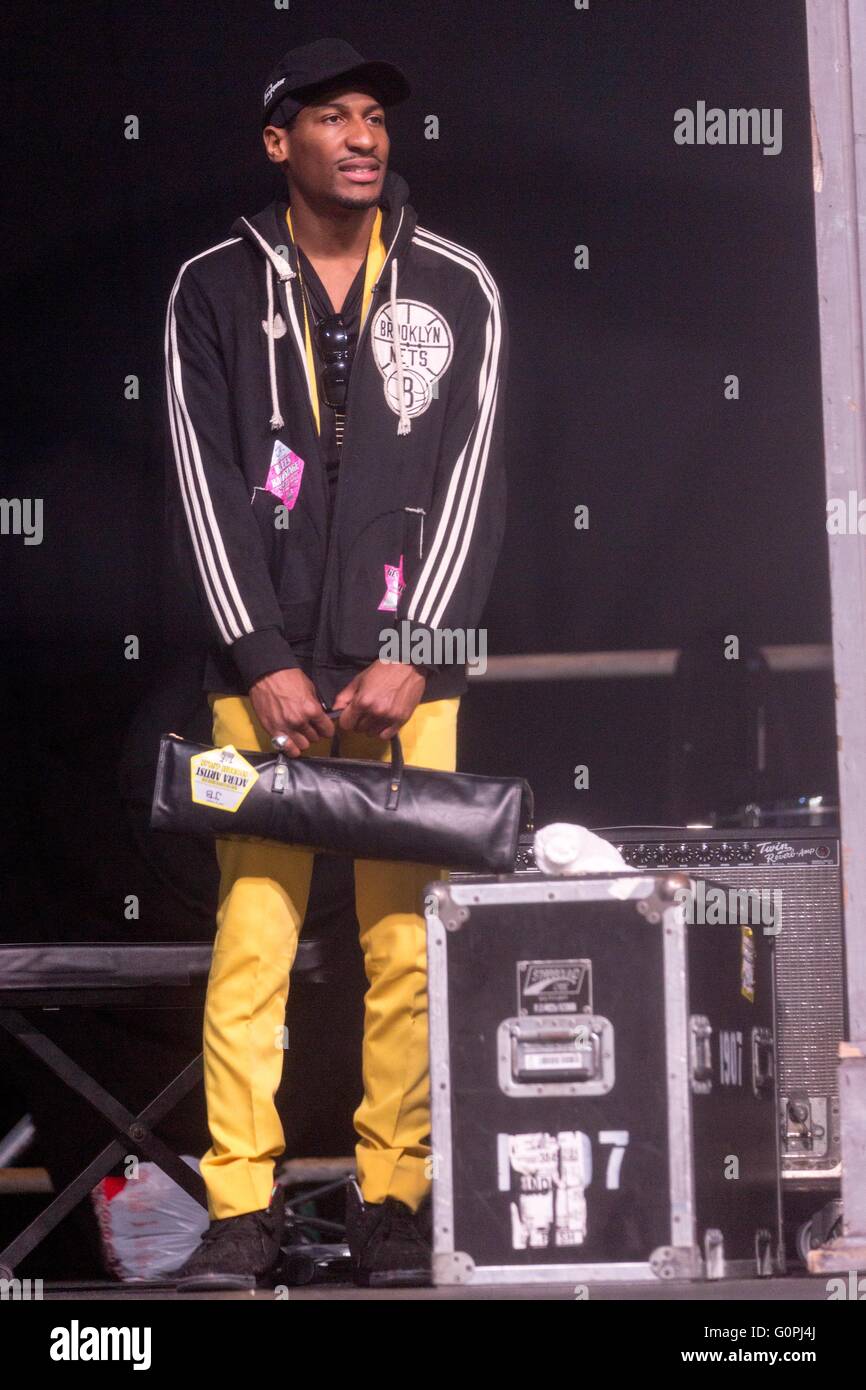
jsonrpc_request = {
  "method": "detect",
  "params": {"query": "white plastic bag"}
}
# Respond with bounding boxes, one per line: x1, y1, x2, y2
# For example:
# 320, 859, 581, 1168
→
91, 1156, 209, 1282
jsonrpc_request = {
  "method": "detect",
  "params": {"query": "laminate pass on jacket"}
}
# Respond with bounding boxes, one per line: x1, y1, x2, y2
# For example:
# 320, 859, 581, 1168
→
163, 168, 509, 708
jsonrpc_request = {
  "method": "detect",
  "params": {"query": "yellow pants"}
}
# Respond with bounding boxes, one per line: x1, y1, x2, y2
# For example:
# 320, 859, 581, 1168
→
199, 691, 460, 1221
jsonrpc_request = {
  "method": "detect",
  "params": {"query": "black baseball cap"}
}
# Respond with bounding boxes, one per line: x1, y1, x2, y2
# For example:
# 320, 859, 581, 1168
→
261, 38, 411, 128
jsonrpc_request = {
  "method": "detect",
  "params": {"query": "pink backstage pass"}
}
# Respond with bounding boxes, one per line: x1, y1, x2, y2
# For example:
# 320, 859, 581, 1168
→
265, 441, 305, 509
378, 554, 406, 612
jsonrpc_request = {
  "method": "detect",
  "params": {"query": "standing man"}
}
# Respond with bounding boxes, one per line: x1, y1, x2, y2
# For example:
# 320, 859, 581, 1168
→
165, 38, 509, 1289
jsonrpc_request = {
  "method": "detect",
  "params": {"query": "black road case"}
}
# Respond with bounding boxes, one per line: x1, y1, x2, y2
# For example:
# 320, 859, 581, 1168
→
425, 871, 783, 1286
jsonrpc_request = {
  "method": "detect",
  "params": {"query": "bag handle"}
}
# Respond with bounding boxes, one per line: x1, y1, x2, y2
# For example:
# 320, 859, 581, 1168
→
318, 708, 535, 831
320, 707, 404, 809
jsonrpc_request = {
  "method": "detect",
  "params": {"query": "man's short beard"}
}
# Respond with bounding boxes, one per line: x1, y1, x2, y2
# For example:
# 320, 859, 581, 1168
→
332, 192, 380, 210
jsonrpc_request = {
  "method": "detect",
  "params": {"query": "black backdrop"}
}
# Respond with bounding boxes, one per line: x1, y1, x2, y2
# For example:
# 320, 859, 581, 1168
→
0, 0, 836, 1271
3, 0, 834, 851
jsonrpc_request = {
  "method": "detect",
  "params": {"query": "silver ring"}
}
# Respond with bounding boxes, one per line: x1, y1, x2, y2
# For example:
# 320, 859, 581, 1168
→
271, 733, 290, 751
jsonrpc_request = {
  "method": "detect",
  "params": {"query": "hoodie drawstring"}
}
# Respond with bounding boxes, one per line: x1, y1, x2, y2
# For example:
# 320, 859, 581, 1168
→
257, 216, 409, 439
390, 258, 411, 436
265, 262, 285, 431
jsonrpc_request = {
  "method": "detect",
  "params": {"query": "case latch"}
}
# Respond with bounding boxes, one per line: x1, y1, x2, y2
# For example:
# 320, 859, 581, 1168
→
751, 1026, 774, 1098
689, 1014, 713, 1094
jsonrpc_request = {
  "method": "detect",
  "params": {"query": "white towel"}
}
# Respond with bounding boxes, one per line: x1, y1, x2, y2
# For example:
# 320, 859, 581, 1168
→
533, 822, 631, 876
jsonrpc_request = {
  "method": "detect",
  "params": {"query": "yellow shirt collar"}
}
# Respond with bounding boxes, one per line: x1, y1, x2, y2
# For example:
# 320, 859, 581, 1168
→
285, 206, 386, 435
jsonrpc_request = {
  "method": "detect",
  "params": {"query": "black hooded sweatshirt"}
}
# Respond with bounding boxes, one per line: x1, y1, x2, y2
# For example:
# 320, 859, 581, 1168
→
163, 168, 509, 708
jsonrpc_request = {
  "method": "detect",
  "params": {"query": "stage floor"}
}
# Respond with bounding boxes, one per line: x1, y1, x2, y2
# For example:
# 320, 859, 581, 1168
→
39, 1275, 832, 1300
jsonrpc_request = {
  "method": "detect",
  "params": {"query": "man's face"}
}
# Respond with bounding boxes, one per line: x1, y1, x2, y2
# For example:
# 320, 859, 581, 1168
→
264, 85, 390, 210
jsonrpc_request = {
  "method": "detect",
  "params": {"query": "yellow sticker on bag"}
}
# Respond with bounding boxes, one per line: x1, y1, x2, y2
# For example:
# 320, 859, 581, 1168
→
190, 745, 259, 812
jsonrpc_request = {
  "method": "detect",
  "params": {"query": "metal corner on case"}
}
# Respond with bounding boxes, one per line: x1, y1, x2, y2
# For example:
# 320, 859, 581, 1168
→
656, 871, 692, 902
445, 906, 471, 932
425, 882, 470, 932
432, 1250, 476, 1284
637, 873, 692, 925
650, 1244, 702, 1281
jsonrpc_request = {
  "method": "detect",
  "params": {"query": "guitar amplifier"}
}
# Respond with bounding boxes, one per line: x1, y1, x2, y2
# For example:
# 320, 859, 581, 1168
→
457, 826, 843, 1183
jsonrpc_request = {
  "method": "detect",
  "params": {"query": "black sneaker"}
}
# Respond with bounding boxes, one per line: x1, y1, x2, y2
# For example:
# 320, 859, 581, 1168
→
345, 1180, 431, 1288
174, 1183, 286, 1291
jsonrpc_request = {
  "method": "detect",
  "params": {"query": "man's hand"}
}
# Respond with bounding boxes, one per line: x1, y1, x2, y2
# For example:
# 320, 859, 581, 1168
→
332, 661, 427, 740
248, 668, 334, 757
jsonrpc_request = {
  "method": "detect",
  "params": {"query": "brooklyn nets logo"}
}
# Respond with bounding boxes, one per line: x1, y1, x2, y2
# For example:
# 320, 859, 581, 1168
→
370, 299, 454, 420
